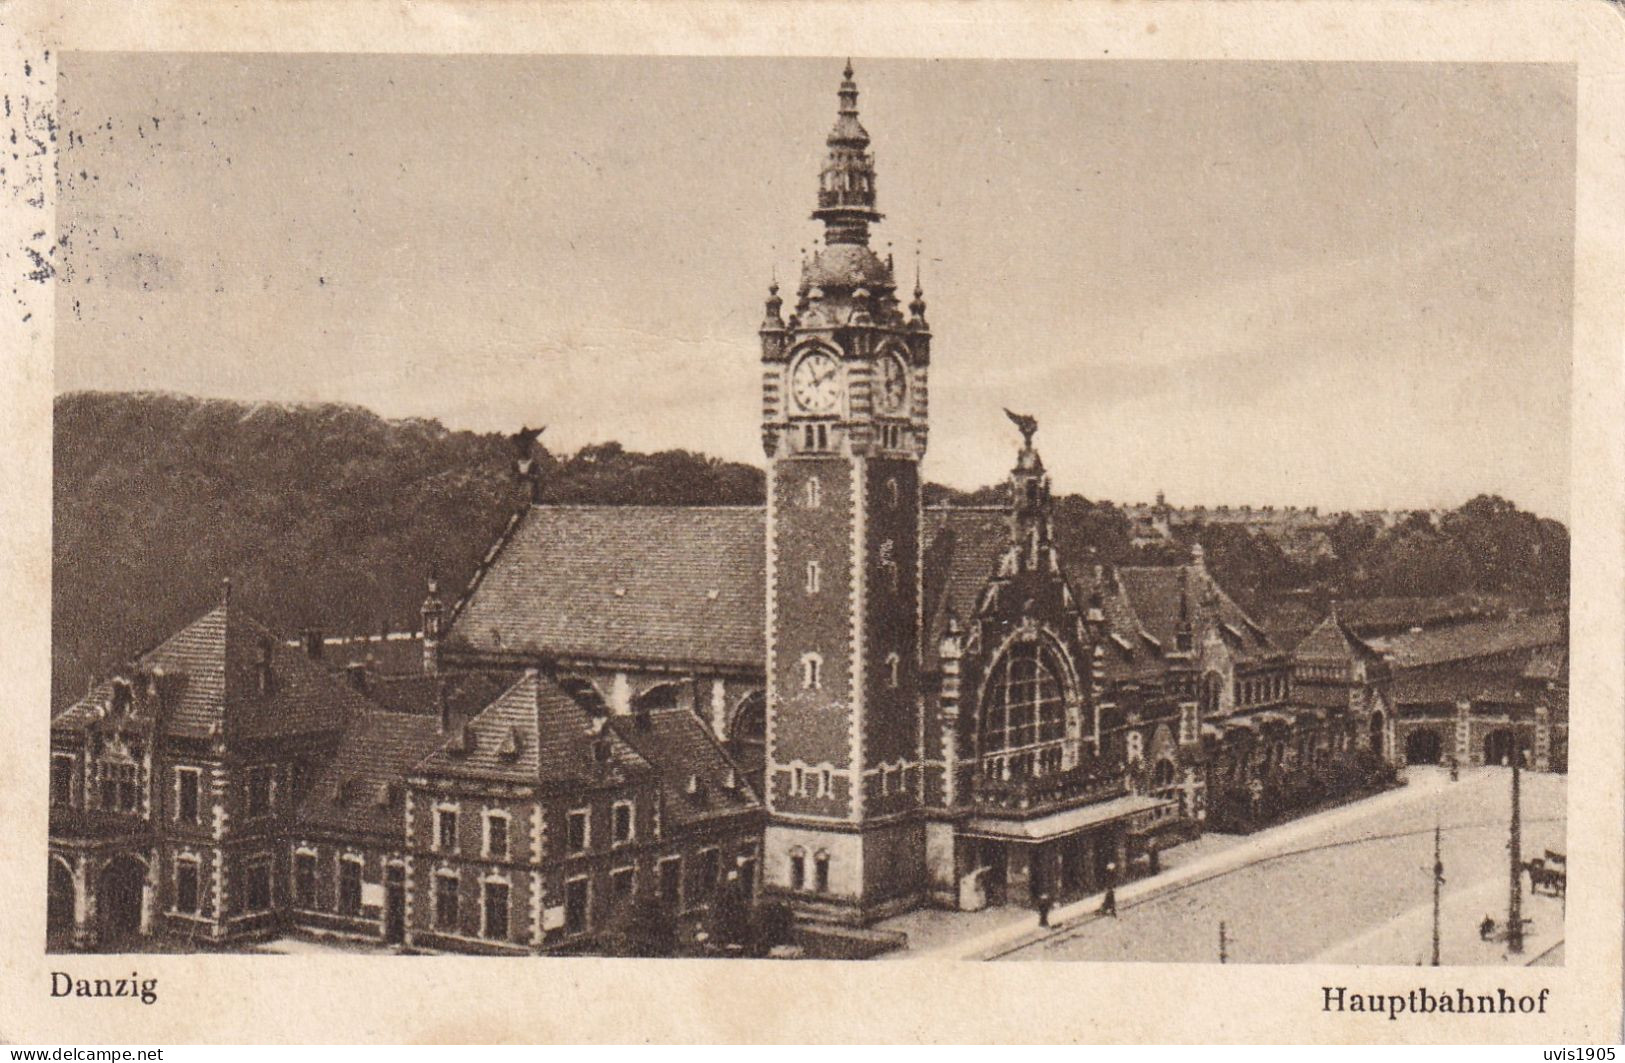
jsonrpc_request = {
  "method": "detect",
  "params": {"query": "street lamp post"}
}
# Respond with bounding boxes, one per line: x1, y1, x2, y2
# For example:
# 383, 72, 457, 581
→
1431, 821, 1443, 966
1507, 737, 1524, 955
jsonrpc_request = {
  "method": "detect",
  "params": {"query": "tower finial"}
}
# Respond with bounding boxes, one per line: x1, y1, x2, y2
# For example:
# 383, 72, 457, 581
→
812, 59, 881, 245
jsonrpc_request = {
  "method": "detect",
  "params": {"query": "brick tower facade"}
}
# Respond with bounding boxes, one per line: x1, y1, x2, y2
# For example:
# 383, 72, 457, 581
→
758, 63, 930, 919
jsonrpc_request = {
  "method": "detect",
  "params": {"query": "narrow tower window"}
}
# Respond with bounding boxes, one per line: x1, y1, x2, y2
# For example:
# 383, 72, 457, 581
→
804, 477, 822, 508
800, 653, 822, 690
805, 560, 821, 594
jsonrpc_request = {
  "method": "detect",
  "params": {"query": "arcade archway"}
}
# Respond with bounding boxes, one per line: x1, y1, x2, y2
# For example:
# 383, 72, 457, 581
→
1405, 728, 1442, 765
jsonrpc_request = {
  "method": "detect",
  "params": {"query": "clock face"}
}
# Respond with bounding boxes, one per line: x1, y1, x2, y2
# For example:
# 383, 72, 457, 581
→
790, 351, 842, 413
877, 354, 909, 413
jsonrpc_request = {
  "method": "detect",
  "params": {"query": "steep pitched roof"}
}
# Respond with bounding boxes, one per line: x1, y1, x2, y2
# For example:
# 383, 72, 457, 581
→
52, 602, 368, 741
1293, 609, 1385, 664
447, 505, 765, 669
921, 506, 1011, 650
298, 710, 446, 837
1115, 563, 1279, 663
610, 708, 761, 827
414, 670, 651, 786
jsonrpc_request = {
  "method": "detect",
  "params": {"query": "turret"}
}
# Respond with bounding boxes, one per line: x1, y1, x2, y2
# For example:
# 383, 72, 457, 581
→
420, 576, 445, 676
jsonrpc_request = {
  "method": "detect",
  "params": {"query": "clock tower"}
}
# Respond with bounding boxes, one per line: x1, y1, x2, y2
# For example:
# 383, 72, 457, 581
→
759, 63, 929, 918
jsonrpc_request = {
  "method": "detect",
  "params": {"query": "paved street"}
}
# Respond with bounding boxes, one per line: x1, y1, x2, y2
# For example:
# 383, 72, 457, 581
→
885, 766, 1565, 965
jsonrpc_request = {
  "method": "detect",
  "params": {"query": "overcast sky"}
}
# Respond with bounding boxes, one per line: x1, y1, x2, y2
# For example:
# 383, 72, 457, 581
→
56, 55, 1574, 518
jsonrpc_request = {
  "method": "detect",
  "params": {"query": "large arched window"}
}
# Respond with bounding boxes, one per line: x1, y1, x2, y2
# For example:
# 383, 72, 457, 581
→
979, 641, 1068, 780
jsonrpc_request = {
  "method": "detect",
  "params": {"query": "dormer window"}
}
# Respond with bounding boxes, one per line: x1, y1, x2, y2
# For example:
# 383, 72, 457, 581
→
110, 680, 133, 716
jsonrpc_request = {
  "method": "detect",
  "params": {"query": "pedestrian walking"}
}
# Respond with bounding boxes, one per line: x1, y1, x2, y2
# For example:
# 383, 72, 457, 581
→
1036, 892, 1052, 928
1101, 886, 1117, 918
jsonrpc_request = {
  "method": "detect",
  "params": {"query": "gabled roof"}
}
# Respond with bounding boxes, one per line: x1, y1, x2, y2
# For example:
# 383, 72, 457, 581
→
53, 602, 368, 741
299, 710, 447, 837
414, 670, 650, 786
610, 708, 761, 827
1115, 564, 1279, 664
447, 505, 765, 670
1293, 609, 1385, 665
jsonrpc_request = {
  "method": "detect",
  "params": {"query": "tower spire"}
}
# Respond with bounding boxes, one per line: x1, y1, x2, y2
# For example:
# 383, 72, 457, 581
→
812, 61, 882, 246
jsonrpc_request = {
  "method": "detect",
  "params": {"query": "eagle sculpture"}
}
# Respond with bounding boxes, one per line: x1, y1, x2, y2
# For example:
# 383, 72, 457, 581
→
1003, 408, 1038, 447
508, 424, 546, 457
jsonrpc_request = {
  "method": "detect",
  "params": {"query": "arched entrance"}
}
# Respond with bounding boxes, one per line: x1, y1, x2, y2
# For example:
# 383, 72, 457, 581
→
98, 855, 147, 943
1369, 710, 1387, 759
47, 858, 76, 937
1405, 728, 1442, 765
1484, 729, 1517, 767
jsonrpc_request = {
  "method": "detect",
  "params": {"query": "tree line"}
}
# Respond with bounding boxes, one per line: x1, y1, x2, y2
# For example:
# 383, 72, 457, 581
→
53, 391, 1568, 711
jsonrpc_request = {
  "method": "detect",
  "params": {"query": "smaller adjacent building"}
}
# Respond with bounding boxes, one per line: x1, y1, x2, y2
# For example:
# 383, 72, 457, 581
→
50, 598, 763, 954
1370, 612, 1567, 772
48, 588, 369, 949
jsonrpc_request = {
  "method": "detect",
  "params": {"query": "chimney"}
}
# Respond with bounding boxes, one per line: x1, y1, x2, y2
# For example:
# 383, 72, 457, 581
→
301, 627, 325, 660
344, 661, 368, 694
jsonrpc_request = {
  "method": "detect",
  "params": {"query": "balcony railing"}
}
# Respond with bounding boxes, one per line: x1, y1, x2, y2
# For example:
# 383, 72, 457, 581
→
971, 759, 1129, 816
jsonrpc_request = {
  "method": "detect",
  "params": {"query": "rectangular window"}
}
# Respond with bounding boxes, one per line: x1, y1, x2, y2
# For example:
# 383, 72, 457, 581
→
174, 860, 200, 914
566, 809, 589, 853
737, 854, 757, 895
338, 857, 363, 916
789, 852, 806, 891
484, 812, 509, 860
611, 802, 633, 846
176, 767, 200, 824
482, 881, 510, 940
564, 876, 590, 934
697, 848, 720, 897
814, 853, 830, 894
293, 853, 317, 908
434, 873, 459, 930
245, 859, 272, 912
100, 760, 139, 813
435, 808, 458, 853
658, 857, 682, 906
246, 765, 272, 818
51, 755, 73, 807
611, 866, 635, 902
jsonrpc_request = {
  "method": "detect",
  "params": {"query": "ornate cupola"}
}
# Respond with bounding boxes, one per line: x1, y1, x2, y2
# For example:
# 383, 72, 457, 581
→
813, 60, 882, 246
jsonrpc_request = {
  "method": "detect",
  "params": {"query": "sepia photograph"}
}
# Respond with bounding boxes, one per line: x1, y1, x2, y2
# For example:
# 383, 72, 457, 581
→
6, 0, 1624, 1045
42, 51, 1576, 966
